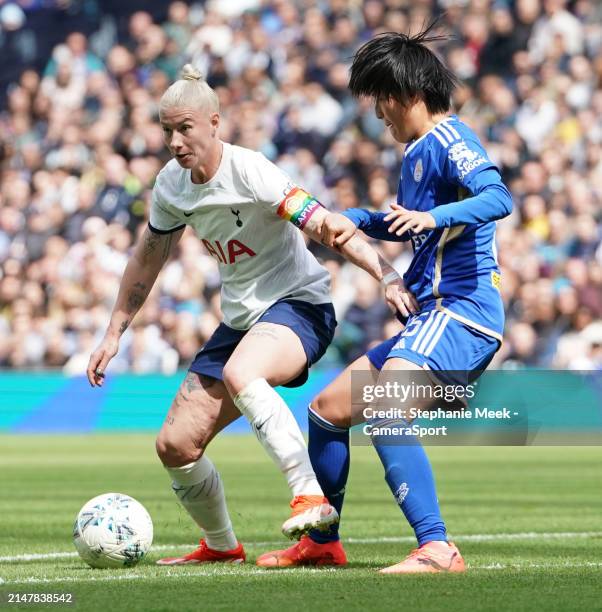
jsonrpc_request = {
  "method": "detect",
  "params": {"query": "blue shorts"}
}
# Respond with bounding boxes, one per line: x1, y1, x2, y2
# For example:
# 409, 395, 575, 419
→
366, 309, 500, 387
190, 299, 337, 388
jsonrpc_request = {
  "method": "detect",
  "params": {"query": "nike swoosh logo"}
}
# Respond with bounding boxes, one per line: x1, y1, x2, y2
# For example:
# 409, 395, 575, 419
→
183, 212, 194, 217
418, 552, 457, 571
254, 415, 271, 432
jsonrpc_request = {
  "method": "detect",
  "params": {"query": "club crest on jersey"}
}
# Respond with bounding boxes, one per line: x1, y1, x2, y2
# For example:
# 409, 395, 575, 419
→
413, 159, 423, 182
231, 208, 243, 227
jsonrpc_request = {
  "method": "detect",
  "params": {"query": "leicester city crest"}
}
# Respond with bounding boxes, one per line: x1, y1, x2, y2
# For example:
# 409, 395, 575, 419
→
413, 158, 423, 182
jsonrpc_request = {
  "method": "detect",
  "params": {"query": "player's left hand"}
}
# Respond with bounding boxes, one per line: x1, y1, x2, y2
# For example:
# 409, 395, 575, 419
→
384, 203, 437, 236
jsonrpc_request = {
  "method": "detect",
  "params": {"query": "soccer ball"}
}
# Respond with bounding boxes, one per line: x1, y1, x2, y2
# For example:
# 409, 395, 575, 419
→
73, 493, 153, 568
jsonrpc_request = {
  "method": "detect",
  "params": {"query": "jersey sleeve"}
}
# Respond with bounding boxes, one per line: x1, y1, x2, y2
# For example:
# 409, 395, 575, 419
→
439, 132, 497, 191
430, 129, 513, 227
245, 152, 323, 230
148, 187, 186, 234
342, 208, 411, 242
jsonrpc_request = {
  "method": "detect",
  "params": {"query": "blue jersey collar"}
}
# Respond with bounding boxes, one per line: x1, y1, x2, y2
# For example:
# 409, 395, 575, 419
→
404, 115, 457, 157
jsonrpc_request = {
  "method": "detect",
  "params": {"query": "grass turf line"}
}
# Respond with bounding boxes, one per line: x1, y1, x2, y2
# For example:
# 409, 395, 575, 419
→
0, 435, 600, 611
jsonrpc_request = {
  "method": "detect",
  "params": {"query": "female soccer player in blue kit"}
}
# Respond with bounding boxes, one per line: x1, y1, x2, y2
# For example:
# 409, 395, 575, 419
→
257, 26, 513, 573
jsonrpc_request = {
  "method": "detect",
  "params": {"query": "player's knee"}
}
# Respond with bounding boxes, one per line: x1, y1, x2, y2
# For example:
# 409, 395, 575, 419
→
312, 389, 348, 429
222, 360, 253, 397
155, 432, 203, 468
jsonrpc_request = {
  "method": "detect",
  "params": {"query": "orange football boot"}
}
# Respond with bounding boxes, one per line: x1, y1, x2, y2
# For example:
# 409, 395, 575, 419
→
256, 535, 347, 568
281, 495, 339, 540
379, 540, 465, 574
156, 539, 246, 566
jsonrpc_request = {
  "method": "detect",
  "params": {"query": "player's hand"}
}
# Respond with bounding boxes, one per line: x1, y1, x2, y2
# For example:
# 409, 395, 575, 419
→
86, 336, 119, 387
384, 203, 436, 236
320, 213, 357, 248
384, 278, 420, 318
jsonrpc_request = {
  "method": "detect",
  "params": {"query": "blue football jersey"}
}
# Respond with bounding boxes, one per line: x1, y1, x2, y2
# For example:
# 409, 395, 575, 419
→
343, 115, 512, 341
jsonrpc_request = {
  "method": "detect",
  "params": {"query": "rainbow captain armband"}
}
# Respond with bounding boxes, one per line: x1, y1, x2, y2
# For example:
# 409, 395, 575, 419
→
277, 186, 322, 230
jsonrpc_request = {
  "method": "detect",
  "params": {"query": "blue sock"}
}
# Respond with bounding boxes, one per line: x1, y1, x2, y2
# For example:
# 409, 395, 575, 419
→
307, 405, 349, 543
372, 424, 447, 547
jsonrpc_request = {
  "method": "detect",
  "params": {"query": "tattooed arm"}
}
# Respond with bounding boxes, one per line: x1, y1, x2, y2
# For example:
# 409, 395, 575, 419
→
86, 226, 184, 386
302, 207, 419, 318
109, 226, 184, 335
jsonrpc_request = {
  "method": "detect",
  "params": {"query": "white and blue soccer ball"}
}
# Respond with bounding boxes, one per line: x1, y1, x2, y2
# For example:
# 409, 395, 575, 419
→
73, 493, 153, 568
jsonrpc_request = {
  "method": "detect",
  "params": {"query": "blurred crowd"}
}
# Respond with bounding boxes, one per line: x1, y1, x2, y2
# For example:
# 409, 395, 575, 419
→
1, 0, 601, 374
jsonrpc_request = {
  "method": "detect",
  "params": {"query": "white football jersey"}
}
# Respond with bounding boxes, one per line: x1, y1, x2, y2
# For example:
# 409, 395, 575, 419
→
150, 142, 331, 330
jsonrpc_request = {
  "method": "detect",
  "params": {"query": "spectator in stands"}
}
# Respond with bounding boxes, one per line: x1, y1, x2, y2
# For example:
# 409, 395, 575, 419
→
0, 0, 599, 372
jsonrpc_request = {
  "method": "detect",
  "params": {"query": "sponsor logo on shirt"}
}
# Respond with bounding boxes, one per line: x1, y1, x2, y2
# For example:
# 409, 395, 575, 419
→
201, 238, 256, 264
411, 232, 428, 250
448, 141, 487, 180
491, 270, 501, 291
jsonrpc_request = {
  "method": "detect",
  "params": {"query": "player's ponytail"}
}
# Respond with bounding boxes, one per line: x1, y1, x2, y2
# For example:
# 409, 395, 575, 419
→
159, 64, 219, 114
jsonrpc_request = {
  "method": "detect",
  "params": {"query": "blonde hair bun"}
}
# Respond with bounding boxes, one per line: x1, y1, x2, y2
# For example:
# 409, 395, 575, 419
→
159, 64, 219, 113
181, 64, 203, 81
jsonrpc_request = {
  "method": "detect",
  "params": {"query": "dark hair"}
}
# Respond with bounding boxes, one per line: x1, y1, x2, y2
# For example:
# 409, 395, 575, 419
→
349, 22, 459, 114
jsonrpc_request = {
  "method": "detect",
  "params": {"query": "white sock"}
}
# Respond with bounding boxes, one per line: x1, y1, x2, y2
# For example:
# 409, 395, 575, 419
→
234, 378, 323, 496
165, 456, 238, 552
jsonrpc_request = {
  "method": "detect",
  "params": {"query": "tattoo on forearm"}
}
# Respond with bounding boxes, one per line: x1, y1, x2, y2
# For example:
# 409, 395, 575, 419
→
342, 237, 390, 281
379, 258, 396, 278
118, 320, 129, 335
126, 282, 148, 314
344, 237, 367, 256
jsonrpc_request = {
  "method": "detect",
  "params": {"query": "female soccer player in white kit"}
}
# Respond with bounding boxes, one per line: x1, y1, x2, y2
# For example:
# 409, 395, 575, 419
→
86, 65, 417, 565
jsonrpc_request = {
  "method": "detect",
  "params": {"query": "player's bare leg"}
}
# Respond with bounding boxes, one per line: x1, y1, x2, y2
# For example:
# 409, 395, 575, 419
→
257, 355, 377, 567
311, 354, 380, 427
155, 372, 245, 565
222, 322, 339, 539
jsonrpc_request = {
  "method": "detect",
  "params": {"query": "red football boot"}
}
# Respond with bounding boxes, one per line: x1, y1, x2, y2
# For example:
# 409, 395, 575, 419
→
156, 539, 246, 566
256, 535, 347, 568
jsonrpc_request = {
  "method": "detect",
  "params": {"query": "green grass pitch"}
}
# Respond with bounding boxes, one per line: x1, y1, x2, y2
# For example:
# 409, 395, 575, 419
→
0, 435, 600, 611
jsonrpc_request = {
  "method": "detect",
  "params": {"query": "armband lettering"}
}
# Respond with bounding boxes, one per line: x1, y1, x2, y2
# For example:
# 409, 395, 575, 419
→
277, 187, 322, 229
